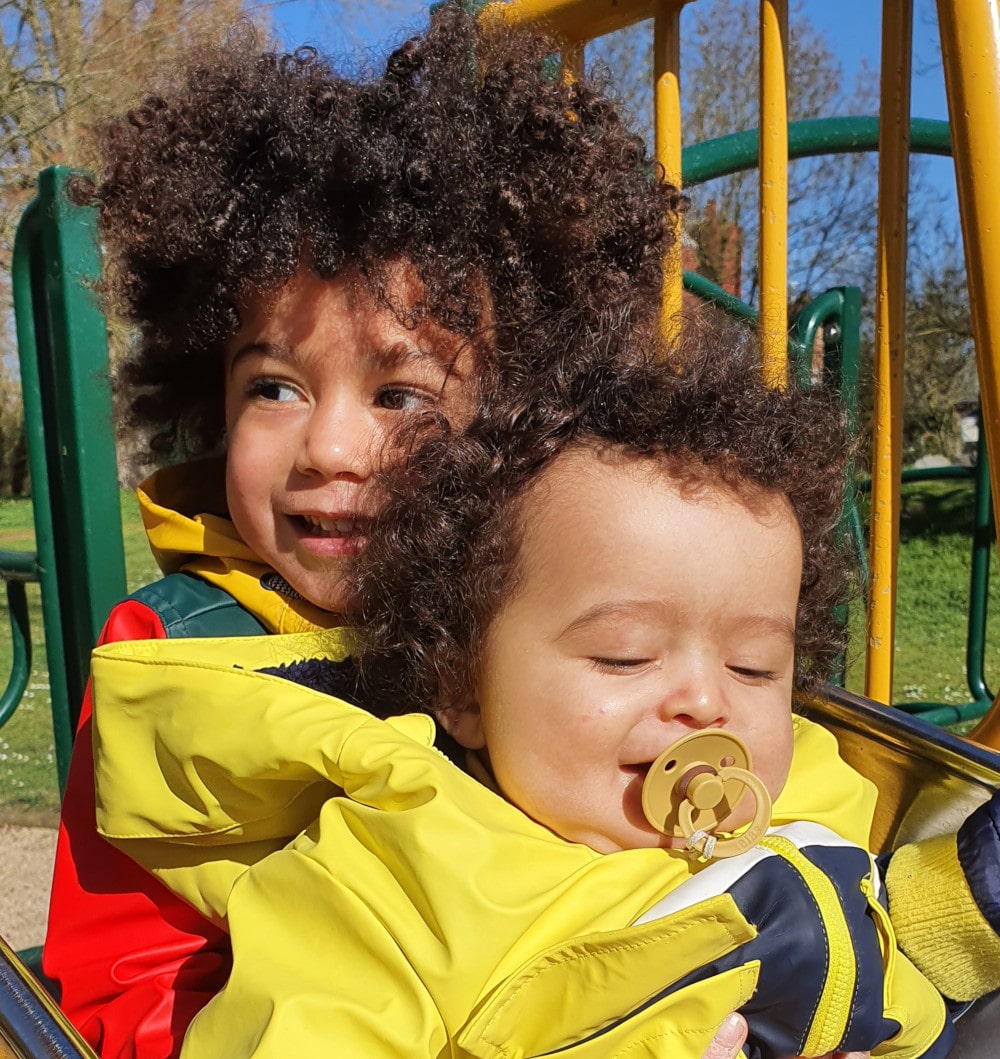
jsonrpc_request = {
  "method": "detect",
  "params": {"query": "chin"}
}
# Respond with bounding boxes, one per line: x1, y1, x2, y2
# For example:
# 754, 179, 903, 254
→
575, 828, 669, 856
282, 570, 352, 616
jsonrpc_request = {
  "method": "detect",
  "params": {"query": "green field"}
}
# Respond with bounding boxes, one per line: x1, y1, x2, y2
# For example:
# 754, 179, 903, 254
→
0, 492, 160, 819
1, 479, 999, 818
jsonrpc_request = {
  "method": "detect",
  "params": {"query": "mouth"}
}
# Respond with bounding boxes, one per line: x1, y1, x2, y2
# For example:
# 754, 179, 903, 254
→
296, 514, 369, 539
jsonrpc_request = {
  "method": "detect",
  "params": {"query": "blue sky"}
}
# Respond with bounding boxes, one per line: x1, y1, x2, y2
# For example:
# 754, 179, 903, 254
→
270, 0, 948, 121
269, 0, 957, 209
270, 1, 950, 122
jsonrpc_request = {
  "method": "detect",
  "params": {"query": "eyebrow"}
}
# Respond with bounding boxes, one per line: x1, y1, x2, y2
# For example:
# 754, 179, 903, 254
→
557, 600, 673, 640
369, 339, 469, 381
227, 338, 468, 381
557, 600, 796, 645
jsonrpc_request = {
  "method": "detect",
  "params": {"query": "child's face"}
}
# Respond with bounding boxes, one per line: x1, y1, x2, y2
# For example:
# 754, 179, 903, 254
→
225, 263, 475, 613
443, 447, 801, 854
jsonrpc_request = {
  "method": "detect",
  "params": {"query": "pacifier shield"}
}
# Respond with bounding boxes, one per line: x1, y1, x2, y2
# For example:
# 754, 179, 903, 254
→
641, 729, 755, 839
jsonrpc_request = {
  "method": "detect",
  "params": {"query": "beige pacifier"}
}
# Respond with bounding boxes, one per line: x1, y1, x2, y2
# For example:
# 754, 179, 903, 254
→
641, 730, 771, 860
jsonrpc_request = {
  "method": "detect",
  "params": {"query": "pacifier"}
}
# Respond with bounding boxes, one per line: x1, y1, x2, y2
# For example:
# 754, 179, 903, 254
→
641, 730, 771, 860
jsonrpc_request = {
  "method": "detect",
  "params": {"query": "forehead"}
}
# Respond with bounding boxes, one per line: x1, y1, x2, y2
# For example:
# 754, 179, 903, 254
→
514, 445, 801, 570
232, 261, 458, 351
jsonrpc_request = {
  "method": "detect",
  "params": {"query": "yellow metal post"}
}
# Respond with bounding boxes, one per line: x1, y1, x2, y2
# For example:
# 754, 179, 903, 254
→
758, 0, 789, 386
865, 0, 913, 706
485, 0, 694, 342
935, 0, 1000, 747
655, 1, 684, 340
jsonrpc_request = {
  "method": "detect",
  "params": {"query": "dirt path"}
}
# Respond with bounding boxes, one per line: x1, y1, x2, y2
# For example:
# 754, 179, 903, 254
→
0, 823, 56, 951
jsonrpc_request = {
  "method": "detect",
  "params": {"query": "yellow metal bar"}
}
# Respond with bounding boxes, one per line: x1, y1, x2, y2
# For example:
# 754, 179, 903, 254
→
758, 0, 788, 385
865, 0, 913, 706
655, 1, 683, 340
935, 0, 1000, 747
482, 0, 659, 45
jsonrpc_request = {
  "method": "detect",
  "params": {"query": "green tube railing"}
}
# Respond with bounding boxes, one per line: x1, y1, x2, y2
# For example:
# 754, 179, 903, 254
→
682, 115, 951, 185
10, 166, 126, 793
0, 580, 32, 730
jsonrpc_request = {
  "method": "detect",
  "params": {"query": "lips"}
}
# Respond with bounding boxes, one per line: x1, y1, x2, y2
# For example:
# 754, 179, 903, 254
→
300, 514, 366, 538
288, 511, 370, 557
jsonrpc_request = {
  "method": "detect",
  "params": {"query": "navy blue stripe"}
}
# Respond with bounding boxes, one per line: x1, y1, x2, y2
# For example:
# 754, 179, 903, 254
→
957, 789, 1000, 936
543, 846, 907, 1059
919, 1017, 958, 1059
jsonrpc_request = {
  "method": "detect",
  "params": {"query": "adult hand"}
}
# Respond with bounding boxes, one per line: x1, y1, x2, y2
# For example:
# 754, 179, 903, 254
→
702, 1013, 747, 1059
700, 1015, 870, 1059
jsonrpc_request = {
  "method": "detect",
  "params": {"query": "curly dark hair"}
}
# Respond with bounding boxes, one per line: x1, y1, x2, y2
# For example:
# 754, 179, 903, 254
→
355, 315, 855, 717
76, 3, 679, 460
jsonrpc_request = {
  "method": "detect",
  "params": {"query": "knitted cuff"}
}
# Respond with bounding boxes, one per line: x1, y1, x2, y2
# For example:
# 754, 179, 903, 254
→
885, 832, 1000, 1002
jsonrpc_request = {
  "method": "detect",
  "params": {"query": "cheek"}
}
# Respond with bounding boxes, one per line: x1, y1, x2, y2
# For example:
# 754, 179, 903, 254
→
440, 374, 477, 429
762, 714, 795, 800
224, 424, 278, 538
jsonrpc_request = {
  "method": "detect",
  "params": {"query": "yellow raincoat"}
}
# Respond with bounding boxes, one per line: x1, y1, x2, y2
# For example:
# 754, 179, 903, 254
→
90, 633, 949, 1059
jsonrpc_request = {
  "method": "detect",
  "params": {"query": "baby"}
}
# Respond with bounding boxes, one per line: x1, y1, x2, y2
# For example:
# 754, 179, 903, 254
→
88, 320, 955, 1058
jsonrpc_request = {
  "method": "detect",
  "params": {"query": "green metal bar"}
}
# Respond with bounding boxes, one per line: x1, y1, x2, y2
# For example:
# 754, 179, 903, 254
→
966, 409, 993, 705
825, 288, 867, 592
11, 197, 75, 790
0, 550, 39, 580
0, 581, 31, 729
682, 270, 759, 322
909, 700, 990, 727
11, 166, 126, 793
792, 288, 838, 387
789, 287, 865, 683
34, 167, 126, 722
682, 116, 952, 186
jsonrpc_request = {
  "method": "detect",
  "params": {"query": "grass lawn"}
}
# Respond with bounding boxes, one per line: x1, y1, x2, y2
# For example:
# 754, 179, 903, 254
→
842, 478, 1000, 727
0, 492, 159, 819
1, 477, 998, 817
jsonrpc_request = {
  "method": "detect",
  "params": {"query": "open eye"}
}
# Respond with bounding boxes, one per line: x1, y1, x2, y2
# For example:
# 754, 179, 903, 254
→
247, 377, 301, 403
376, 385, 436, 412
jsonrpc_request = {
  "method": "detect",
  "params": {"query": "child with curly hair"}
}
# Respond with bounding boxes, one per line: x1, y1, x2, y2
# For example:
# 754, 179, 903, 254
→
87, 322, 965, 1058
42, 7, 682, 1057
45, 6, 1000, 1059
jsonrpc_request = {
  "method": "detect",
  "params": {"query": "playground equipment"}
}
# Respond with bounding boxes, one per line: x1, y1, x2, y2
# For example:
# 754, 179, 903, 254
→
4, 0, 1000, 1055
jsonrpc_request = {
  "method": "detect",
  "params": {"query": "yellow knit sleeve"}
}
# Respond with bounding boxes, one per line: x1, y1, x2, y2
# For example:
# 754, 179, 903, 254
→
886, 832, 1000, 1001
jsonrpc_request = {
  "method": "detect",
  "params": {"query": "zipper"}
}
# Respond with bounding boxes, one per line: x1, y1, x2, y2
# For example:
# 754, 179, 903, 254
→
760, 835, 856, 1055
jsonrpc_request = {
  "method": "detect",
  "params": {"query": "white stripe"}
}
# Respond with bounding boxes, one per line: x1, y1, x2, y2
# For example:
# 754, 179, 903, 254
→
634, 822, 878, 926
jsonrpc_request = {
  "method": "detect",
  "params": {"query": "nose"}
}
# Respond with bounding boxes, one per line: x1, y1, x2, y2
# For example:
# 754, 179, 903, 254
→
294, 397, 380, 483
657, 660, 727, 731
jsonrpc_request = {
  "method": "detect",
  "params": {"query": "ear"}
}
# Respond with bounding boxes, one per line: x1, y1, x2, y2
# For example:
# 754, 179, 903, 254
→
438, 704, 486, 750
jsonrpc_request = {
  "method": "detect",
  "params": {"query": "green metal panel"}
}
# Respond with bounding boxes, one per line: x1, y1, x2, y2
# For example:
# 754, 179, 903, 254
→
10, 166, 126, 792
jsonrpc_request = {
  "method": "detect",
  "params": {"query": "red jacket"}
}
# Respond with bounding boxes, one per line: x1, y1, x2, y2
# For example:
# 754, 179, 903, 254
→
42, 463, 337, 1059
45, 598, 228, 1059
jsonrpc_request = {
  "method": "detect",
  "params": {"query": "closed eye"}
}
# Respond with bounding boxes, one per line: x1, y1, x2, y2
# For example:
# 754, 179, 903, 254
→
590, 657, 656, 673
728, 665, 778, 683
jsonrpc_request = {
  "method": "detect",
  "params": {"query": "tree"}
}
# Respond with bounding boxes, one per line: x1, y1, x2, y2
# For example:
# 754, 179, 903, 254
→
903, 250, 977, 463
593, 0, 972, 464
595, 0, 893, 301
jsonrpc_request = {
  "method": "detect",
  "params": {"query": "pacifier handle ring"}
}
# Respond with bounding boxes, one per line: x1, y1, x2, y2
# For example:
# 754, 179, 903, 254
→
678, 766, 771, 860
